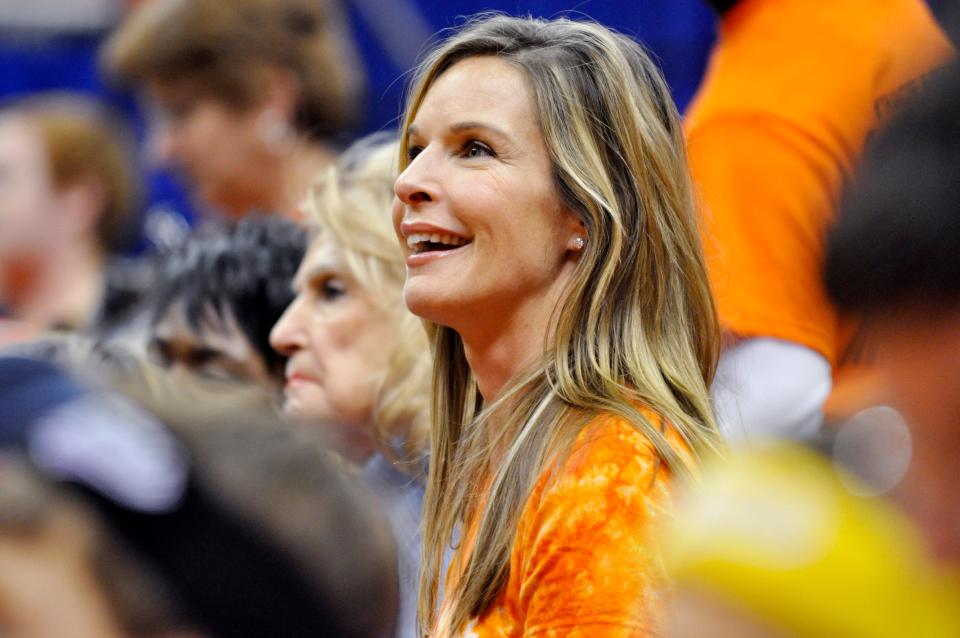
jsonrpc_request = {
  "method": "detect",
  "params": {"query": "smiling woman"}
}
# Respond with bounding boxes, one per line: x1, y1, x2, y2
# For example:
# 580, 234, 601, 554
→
394, 14, 721, 638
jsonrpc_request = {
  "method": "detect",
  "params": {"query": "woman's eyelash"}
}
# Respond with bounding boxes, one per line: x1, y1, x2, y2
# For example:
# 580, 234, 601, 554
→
310, 277, 346, 301
460, 140, 495, 158
406, 140, 496, 162
322, 281, 346, 300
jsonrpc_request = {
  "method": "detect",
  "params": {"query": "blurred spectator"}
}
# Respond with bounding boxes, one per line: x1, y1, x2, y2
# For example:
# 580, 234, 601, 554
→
0, 92, 140, 335
270, 135, 428, 638
102, 0, 366, 219
147, 215, 306, 391
0, 355, 398, 638
687, 0, 953, 440
825, 62, 960, 567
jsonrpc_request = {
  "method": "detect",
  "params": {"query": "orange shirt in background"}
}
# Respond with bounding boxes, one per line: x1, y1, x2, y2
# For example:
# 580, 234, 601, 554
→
435, 410, 690, 637
686, 0, 953, 371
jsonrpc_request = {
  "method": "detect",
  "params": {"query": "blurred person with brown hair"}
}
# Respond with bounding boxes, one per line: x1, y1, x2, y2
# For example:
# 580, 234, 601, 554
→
270, 135, 428, 638
688, 0, 953, 441
0, 354, 399, 638
0, 93, 140, 337
102, 0, 366, 219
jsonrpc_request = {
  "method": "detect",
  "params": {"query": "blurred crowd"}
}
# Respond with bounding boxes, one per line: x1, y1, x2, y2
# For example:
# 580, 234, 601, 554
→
0, 1, 959, 637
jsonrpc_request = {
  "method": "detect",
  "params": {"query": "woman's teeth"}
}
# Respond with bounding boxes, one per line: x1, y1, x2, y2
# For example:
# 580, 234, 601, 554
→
406, 233, 470, 252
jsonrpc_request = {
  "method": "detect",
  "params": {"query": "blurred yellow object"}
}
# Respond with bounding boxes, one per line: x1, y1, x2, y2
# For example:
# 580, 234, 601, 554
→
661, 443, 960, 638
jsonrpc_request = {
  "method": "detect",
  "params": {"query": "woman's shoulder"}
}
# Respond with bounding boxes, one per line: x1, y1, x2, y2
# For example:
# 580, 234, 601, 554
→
504, 408, 683, 633
565, 407, 684, 475
524, 408, 684, 521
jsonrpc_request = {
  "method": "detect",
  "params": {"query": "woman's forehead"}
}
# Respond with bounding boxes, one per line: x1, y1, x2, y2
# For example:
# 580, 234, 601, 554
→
411, 57, 538, 137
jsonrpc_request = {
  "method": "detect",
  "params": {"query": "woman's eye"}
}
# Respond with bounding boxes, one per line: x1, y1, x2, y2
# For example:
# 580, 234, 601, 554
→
407, 145, 424, 162
317, 279, 347, 301
461, 140, 495, 159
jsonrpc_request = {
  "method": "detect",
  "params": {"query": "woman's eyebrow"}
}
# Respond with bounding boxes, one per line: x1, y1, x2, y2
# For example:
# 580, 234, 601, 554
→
405, 121, 509, 138
291, 262, 336, 292
448, 121, 508, 138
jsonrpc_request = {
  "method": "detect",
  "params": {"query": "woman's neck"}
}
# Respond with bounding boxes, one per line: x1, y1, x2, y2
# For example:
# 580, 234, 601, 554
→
459, 276, 571, 402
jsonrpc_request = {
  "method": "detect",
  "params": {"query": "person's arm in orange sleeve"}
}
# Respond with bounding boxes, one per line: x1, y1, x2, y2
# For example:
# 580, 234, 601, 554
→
688, 114, 839, 442
513, 423, 671, 637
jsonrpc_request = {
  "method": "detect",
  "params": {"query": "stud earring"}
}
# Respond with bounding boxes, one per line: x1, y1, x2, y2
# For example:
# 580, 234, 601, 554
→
572, 236, 586, 250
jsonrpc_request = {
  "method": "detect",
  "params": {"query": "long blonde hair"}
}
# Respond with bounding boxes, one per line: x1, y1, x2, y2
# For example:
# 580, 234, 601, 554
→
307, 136, 431, 474
398, 15, 721, 633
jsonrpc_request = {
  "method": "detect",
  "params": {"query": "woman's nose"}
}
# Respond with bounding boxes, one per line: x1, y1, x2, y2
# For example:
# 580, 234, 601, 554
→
269, 298, 306, 356
394, 150, 439, 206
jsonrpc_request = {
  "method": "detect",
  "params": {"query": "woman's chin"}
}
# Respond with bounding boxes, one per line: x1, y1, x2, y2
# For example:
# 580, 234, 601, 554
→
402, 285, 460, 326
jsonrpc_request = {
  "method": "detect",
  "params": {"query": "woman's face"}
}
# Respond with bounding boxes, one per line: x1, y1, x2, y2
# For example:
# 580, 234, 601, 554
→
0, 115, 62, 259
146, 79, 270, 216
393, 56, 581, 333
270, 234, 395, 462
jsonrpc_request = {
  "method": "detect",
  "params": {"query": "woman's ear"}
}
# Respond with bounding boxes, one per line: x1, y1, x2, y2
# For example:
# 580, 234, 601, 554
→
563, 208, 587, 254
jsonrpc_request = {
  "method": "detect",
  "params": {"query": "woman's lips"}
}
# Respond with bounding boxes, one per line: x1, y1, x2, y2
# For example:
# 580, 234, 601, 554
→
284, 372, 316, 388
405, 242, 470, 267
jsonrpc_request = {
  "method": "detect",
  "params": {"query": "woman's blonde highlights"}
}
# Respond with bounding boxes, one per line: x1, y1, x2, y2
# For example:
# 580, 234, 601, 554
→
399, 15, 721, 634
305, 140, 431, 474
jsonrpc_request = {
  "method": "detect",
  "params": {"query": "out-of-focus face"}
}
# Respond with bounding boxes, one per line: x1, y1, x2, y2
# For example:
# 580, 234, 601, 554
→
870, 310, 960, 566
149, 300, 278, 390
270, 234, 395, 463
146, 79, 269, 216
0, 517, 126, 638
0, 114, 60, 259
393, 56, 580, 334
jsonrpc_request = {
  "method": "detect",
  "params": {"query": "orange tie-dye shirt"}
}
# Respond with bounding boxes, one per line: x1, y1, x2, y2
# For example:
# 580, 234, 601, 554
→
435, 410, 688, 637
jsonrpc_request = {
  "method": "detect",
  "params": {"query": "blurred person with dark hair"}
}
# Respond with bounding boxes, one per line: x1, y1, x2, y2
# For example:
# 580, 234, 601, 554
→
688, 0, 953, 440
102, 0, 366, 219
0, 93, 141, 337
0, 355, 398, 638
147, 215, 306, 390
270, 136, 428, 638
825, 63, 960, 567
